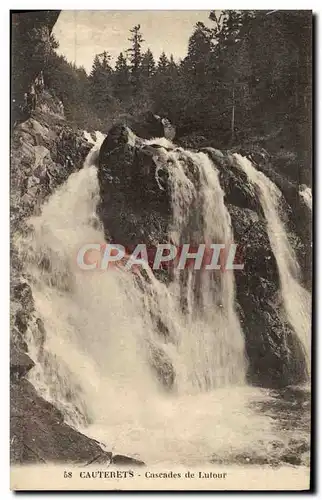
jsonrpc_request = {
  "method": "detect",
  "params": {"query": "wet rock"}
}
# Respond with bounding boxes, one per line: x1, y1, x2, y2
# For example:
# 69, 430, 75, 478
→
85, 451, 113, 465
148, 342, 175, 389
11, 327, 28, 354
10, 346, 35, 379
204, 149, 261, 214
11, 379, 112, 465
11, 113, 91, 231
161, 117, 176, 141
228, 205, 279, 289
177, 133, 209, 150
280, 453, 302, 466
11, 281, 34, 313
201, 146, 224, 159
129, 111, 175, 140
11, 10, 60, 124
98, 124, 171, 247
111, 454, 145, 467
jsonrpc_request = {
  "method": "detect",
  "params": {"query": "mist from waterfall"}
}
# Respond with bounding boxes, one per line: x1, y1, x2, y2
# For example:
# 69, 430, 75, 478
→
234, 154, 311, 372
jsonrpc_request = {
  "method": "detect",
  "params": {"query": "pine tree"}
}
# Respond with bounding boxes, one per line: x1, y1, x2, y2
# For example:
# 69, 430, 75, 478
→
141, 48, 156, 79
127, 24, 145, 88
89, 51, 114, 118
176, 22, 216, 135
168, 55, 177, 73
90, 51, 112, 81
113, 52, 131, 102
183, 22, 213, 80
157, 52, 170, 74
151, 52, 183, 123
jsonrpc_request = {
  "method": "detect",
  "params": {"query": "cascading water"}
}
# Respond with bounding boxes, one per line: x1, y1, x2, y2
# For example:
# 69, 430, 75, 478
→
151, 146, 246, 390
83, 130, 95, 145
83, 130, 106, 146
14, 137, 309, 465
234, 154, 311, 372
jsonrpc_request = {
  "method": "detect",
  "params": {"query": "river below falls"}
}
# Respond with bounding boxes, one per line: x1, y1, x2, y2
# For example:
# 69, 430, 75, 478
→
81, 384, 310, 467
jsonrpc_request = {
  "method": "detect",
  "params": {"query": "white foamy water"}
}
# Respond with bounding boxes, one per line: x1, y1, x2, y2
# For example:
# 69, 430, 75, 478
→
83, 130, 106, 146
83, 130, 95, 145
83, 386, 280, 465
13, 139, 309, 465
234, 154, 311, 371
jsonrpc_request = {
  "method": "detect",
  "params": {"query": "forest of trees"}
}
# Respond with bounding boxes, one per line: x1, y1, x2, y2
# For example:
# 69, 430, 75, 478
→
41, 10, 311, 157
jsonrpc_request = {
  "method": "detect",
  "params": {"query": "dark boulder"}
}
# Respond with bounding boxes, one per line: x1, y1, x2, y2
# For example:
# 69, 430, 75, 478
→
111, 454, 145, 467
161, 117, 176, 141
128, 111, 175, 140
203, 148, 262, 214
178, 134, 209, 150
10, 346, 35, 379
148, 342, 175, 389
11, 379, 112, 465
97, 125, 171, 247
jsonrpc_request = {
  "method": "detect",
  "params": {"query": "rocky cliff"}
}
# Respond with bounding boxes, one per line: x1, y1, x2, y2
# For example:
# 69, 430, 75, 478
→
11, 10, 60, 125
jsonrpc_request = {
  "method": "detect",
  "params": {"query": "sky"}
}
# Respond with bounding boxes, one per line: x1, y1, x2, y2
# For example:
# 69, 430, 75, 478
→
52, 11, 214, 73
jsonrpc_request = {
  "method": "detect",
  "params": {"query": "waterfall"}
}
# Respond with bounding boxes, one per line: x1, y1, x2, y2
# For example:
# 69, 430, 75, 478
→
83, 130, 96, 145
15, 138, 307, 464
234, 154, 311, 371
17, 137, 245, 401
83, 130, 106, 147
151, 146, 246, 389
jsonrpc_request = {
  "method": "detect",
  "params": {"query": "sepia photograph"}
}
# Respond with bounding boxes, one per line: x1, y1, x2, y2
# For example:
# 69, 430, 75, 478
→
10, 9, 312, 491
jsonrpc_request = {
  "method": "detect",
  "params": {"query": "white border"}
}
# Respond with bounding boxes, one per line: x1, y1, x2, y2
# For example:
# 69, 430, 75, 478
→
1, 3, 320, 498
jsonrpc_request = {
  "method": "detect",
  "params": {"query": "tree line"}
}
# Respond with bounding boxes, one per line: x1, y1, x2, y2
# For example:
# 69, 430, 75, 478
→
42, 10, 311, 159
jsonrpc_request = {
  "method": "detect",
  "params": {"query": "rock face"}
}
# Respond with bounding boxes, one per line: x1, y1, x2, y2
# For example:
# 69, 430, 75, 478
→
98, 124, 172, 248
97, 124, 309, 388
11, 11, 60, 124
128, 111, 176, 140
11, 379, 112, 465
11, 102, 92, 231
